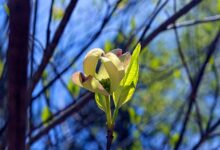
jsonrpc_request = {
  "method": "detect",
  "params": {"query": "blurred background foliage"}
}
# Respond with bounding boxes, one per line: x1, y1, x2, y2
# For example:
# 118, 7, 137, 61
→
1, 0, 220, 149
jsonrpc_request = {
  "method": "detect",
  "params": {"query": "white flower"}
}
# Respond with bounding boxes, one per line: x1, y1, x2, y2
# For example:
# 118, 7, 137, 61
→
72, 48, 131, 95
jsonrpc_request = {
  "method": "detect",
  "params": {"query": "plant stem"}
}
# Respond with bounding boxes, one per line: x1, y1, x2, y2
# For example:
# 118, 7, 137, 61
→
112, 108, 118, 123
106, 127, 113, 150
105, 95, 114, 150
105, 95, 112, 129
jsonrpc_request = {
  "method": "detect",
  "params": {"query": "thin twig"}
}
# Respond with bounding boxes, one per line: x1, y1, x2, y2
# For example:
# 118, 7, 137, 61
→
194, 101, 204, 136
173, 24, 193, 86
27, 92, 93, 146
167, 15, 220, 30
138, 0, 169, 45
193, 63, 220, 150
31, 0, 122, 101
46, 0, 54, 47
173, 0, 203, 139
206, 63, 219, 131
31, 0, 79, 92
174, 30, 220, 150
141, 0, 204, 48
29, 0, 39, 139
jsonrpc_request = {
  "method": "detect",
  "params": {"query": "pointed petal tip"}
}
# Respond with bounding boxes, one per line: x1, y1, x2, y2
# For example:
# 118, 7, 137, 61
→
72, 72, 83, 87
111, 49, 123, 57
83, 48, 105, 76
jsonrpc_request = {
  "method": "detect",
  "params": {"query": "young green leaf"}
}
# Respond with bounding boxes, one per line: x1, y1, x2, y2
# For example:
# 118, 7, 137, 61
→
3, 3, 10, 16
53, 6, 64, 21
104, 40, 113, 52
113, 43, 141, 108
131, 17, 136, 31
95, 93, 107, 112
41, 106, 52, 126
68, 80, 80, 97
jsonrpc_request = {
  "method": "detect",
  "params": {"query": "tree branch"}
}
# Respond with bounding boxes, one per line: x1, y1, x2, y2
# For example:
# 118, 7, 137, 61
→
31, 0, 122, 101
27, 92, 93, 146
206, 63, 219, 131
167, 15, 220, 30
141, 0, 204, 48
31, 0, 79, 92
29, 0, 39, 138
46, 0, 55, 47
7, 0, 30, 149
137, 0, 169, 45
174, 30, 220, 150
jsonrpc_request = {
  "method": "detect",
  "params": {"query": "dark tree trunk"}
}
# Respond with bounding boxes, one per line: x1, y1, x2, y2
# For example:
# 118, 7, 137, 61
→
6, 0, 30, 149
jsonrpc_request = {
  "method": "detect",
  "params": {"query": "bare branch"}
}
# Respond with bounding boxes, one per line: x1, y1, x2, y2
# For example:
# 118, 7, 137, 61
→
174, 30, 220, 150
7, 0, 30, 149
137, 0, 169, 45
31, 0, 122, 101
206, 63, 219, 131
27, 92, 93, 146
167, 15, 220, 30
29, 0, 39, 138
141, 0, 204, 48
195, 101, 204, 136
31, 0, 79, 92
46, 0, 55, 47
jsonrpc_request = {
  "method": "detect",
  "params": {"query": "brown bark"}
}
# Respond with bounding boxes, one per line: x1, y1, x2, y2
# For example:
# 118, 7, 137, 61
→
6, 0, 30, 149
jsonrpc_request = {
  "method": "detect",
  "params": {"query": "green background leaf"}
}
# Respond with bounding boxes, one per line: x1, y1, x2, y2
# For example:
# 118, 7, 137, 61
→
41, 106, 52, 126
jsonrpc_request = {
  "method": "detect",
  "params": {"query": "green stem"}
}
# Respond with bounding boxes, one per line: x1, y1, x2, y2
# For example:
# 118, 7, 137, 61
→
105, 95, 112, 129
112, 108, 118, 124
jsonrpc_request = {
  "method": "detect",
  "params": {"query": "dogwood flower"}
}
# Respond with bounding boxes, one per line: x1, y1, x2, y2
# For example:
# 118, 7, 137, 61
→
72, 48, 131, 96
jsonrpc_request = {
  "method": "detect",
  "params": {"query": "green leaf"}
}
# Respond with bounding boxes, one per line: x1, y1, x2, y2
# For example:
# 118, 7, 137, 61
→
41, 106, 52, 126
131, 17, 136, 30
170, 133, 180, 146
117, 32, 124, 43
42, 71, 48, 80
173, 70, 181, 78
53, 6, 64, 21
68, 80, 80, 97
158, 124, 170, 136
113, 44, 141, 108
209, 56, 214, 65
104, 40, 113, 52
0, 61, 3, 77
95, 93, 107, 112
113, 131, 118, 142
3, 3, 10, 16
118, 0, 128, 9
128, 107, 141, 124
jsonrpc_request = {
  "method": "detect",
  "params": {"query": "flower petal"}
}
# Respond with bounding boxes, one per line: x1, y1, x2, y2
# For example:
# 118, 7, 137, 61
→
96, 51, 123, 81
83, 48, 104, 76
72, 72, 109, 96
119, 52, 131, 71
105, 52, 124, 70
96, 64, 109, 80
72, 72, 83, 87
111, 49, 123, 57
101, 53, 125, 92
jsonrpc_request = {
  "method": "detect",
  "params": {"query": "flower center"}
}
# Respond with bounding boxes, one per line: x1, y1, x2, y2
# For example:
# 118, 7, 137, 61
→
100, 78, 111, 93
96, 59, 102, 73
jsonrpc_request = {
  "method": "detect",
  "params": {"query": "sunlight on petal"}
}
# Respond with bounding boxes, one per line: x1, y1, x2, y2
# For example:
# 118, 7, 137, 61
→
101, 56, 125, 93
111, 49, 123, 57
82, 76, 109, 96
72, 72, 83, 87
119, 52, 131, 71
83, 48, 104, 76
